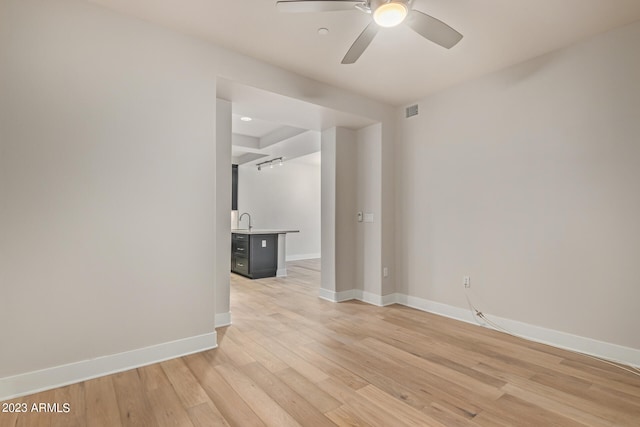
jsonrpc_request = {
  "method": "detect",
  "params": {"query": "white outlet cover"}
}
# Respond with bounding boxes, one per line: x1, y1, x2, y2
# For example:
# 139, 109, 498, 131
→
262, 240, 267, 247
364, 213, 374, 223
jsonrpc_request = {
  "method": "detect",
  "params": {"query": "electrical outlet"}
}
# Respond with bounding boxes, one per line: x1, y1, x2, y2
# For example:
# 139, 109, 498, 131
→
383, 267, 389, 278
463, 276, 471, 288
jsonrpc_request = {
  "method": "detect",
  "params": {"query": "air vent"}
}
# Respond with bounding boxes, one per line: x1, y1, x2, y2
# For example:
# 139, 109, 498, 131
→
405, 104, 418, 118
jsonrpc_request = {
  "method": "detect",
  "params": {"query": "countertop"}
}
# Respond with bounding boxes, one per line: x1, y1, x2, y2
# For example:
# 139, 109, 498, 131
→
231, 229, 299, 235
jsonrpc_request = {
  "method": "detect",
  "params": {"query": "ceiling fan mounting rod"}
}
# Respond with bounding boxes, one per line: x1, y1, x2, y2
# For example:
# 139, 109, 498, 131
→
358, 0, 411, 14
354, 2, 371, 13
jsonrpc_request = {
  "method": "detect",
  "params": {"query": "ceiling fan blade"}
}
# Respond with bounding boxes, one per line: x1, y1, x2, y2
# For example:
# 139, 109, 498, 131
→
341, 22, 378, 64
405, 10, 463, 49
276, 1, 362, 13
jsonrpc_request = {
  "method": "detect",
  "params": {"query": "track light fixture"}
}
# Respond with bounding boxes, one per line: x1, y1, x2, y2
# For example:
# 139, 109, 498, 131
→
256, 157, 284, 171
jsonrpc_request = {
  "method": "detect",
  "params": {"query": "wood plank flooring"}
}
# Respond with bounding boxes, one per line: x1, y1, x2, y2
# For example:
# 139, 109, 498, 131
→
2, 259, 639, 426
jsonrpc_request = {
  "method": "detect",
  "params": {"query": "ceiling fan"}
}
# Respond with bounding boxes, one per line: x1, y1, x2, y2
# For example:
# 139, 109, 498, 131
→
276, 0, 463, 64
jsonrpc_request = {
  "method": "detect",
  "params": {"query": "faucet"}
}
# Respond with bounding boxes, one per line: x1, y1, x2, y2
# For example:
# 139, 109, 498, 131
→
239, 212, 252, 230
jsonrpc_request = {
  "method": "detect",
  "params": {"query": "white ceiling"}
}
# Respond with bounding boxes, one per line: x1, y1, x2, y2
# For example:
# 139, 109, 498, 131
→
232, 114, 284, 139
89, 0, 640, 106
218, 79, 376, 132
221, 79, 375, 164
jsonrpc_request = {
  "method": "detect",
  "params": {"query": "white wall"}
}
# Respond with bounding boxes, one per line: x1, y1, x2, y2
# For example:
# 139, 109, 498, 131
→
0, 0, 218, 381
320, 124, 387, 303
320, 128, 359, 296
356, 124, 382, 296
237, 154, 321, 260
215, 99, 232, 326
0, 0, 393, 398
320, 129, 337, 295
396, 20, 640, 351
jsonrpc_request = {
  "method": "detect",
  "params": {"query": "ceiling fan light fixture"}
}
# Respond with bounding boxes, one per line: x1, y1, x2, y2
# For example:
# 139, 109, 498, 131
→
373, 1, 408, 28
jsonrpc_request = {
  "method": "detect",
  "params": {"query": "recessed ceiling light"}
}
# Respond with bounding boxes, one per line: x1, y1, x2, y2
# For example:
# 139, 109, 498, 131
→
317, 27, 329, 36
240, 116, 252, 122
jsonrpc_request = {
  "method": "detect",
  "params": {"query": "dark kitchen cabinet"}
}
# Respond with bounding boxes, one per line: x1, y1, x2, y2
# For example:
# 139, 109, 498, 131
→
231, 164, 238, 211
231, 233, 278, 279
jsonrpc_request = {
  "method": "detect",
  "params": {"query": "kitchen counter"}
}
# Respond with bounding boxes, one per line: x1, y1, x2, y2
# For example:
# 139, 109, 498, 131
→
231, 228, 299, 235
231, 229, 299, 277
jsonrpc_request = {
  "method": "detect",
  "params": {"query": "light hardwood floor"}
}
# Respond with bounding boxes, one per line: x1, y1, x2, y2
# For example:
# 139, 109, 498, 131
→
2, 259, 639, 426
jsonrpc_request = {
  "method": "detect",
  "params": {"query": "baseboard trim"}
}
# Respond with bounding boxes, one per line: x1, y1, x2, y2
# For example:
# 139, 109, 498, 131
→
396, 293, 640, 367
353, 290, 396, 307
395, 293, 475, 323
327, 290, 640, 367
0, 332, 218, 401
215, 312, 232, 328
286, 253, 321, 262
318, 288, 355, 302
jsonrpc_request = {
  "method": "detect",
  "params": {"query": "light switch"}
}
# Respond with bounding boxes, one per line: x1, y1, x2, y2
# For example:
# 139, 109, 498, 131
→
262, 240, 267, 247
357, 212, 363, 222
364, 213, 374, 223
